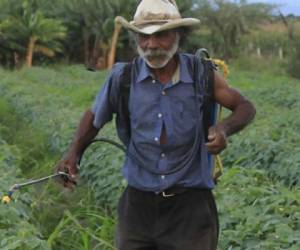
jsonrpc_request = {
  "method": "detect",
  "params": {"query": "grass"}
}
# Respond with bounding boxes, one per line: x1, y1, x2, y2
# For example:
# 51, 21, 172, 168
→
0, 61, 299, 249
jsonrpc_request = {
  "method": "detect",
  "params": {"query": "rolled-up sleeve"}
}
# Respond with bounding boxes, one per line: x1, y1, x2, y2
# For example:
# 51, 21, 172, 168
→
91, 63, 125, 129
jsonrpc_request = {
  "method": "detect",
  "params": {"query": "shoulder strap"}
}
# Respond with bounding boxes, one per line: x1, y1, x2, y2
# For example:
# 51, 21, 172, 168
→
202, 58, 216, 141
194, 49, 216, 101
194, 49, 216, 141
119, 62, 132, 143
202, 58, 215, 102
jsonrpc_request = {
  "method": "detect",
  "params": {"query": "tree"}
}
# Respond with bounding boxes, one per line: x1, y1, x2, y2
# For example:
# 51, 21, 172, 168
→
0, 0, 66, 67
59, 0, 136, 69
0, 0, 23, 67
194, 0, 274, 59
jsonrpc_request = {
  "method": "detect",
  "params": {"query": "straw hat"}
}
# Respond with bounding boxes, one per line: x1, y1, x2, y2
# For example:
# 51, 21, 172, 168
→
115, 0, 200, 35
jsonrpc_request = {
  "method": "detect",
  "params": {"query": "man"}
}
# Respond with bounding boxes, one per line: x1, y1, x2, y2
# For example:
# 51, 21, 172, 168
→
57, 0, 256, 249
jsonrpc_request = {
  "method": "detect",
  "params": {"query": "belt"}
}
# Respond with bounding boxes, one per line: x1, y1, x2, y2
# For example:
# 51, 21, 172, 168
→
158, 186, 189, 197
128, 186, 204, 198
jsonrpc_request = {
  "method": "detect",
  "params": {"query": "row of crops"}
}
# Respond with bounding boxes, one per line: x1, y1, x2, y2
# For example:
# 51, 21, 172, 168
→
0, 65, 299, 249
0, 98, 51, 249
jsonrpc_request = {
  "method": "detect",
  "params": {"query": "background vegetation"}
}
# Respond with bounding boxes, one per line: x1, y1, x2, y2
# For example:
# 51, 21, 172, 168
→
1, 0, 300, 78
0, 0, 299, 249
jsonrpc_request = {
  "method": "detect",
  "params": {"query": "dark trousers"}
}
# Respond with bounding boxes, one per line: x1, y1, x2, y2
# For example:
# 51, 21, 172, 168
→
116, 186, 219, 250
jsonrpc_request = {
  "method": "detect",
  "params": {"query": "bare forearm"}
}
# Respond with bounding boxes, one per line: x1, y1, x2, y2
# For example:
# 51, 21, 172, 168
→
66, 109, 99, 161
208, 72, 256, 154
219, 100, 256, 137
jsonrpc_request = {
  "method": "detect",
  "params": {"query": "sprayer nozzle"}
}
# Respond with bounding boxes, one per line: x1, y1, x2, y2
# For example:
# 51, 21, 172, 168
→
2, 195, 11, 204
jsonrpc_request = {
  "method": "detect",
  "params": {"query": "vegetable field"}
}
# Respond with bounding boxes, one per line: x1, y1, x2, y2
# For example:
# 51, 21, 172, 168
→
0, 65, 299, 250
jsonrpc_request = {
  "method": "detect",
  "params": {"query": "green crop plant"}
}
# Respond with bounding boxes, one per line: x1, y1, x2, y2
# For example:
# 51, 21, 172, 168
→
223, 69, 300, 187
215, 167, 300, 250
0, 64, 299, 249
0, 139, 50, 249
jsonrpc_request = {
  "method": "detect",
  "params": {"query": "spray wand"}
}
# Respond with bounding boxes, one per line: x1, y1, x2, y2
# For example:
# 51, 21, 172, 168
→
1, 172, 71, 204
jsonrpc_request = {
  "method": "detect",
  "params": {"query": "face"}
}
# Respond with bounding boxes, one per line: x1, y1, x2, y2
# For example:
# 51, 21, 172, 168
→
136, 30, 179, 69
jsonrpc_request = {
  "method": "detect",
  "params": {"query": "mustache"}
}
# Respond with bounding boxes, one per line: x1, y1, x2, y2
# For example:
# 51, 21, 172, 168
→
143, 49, 170, 58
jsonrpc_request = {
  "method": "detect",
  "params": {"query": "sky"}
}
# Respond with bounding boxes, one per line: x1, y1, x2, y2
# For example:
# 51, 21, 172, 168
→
247, 0, 300, 16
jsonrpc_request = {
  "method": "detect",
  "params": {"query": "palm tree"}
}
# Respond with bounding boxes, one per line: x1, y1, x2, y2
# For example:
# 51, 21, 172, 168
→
0, 0, 66, 67
0, 0, 21, 67
61, 0, 136, 69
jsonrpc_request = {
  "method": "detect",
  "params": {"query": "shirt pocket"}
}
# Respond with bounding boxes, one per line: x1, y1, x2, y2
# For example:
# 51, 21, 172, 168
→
180, 94, 203, 122
129, 88, 158, 132
168, 100, 196, 144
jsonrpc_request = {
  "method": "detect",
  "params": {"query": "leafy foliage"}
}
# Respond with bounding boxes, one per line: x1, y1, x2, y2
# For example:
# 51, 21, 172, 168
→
0, 137, 50, 249
0, 66, 123, 209
0, 0, 66, 67
47, 208, 116, 250
0, 83, 117, 249
215, 167, 300, 250
223, 69, 300, 187
194, 0, 274, 58
2, 0, 296, 68
0, 65, 299, 249
286, 38, 300, 79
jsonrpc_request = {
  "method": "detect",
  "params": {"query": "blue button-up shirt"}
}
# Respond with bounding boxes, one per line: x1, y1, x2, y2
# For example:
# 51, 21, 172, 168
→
92, 53, 215, 192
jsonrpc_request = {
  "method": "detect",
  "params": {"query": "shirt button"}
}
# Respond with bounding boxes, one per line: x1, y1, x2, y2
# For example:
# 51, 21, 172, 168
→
161, 175, 165, 180
162, 91, 166, 95
158, 113, 162, 118
154, 137, 159, 142
152, 79, 156, 84
161, 153, 166, 158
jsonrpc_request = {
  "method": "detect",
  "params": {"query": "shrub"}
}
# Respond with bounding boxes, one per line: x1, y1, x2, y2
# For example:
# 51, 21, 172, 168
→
286, 40, 300, 79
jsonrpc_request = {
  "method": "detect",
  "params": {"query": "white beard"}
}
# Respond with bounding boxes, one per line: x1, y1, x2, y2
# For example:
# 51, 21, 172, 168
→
137, 33, 180, 69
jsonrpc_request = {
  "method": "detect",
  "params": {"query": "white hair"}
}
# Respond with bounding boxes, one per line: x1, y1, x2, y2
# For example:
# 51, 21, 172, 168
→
136, 32, 180, 69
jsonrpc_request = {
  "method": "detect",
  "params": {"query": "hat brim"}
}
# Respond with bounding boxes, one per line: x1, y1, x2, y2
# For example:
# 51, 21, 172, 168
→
115, 16, 200, 35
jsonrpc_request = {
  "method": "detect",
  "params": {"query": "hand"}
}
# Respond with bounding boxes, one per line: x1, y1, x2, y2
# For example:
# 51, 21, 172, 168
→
205, 125, 228, 154
55, 155, 79, 189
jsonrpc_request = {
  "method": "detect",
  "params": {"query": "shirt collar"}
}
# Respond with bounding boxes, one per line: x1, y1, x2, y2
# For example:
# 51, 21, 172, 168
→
178, 53, 193, 84
136, 58, 153, 83
136, 54, 194, 84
